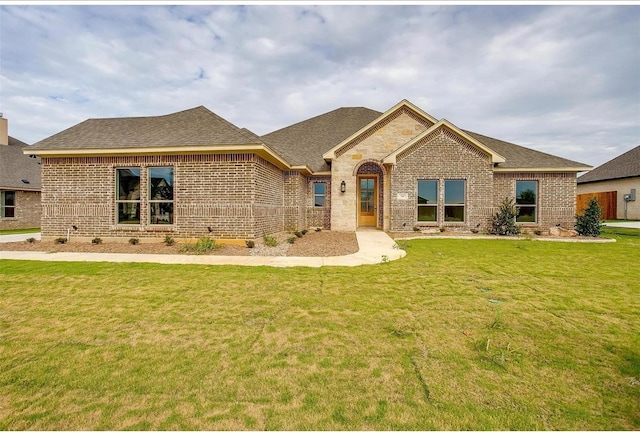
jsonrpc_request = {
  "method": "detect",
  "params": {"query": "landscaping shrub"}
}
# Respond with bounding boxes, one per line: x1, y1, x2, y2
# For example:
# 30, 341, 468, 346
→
491, 197, 520, 236
91, 237, 102, 245
163, 235, 175, 246
128, 238, 139, 245
287, 236, 296, 244
301, 229, 308, 235
575, 197, 603, 237
179, 237, 220, 254
294, 231, 303, 238
26, 237, 36, 243
413, 226, 420, 232
245, 240, 255, 248
315, 227, 322, 232
263, 235, 278, 247
55, 237, 67, 244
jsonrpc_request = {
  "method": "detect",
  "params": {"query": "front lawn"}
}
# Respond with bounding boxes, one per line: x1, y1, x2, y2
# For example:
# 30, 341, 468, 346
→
0, 228, 39, 235
0, 235, 637, 430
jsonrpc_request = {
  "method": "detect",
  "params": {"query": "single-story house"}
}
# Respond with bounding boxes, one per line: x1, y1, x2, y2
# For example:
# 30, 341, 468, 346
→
577, 145, 639, 220
0, 116, 42, 230
25, 99, 591, 242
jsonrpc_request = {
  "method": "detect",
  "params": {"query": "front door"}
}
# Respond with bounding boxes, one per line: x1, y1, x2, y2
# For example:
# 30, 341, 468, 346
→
358, 176, 378, 227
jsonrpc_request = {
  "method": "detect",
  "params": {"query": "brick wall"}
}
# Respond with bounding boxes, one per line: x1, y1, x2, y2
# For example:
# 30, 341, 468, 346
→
390, 127, 494, 232
0, 190, 41, 230
40, 153, 287, 241
283, 171, 307, 231
306, 176, 331, 229
494, 172, 578, 230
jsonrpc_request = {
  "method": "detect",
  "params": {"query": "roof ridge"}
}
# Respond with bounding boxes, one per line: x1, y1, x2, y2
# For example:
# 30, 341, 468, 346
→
262, 106, 381, 137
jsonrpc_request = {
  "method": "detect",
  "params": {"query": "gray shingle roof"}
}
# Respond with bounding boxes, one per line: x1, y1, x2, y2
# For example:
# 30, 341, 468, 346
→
577, 145, 640, 184
465, 131, 591, 170
0, 136, 41, 190
261, 107, 383, 172
26, 106, 262, 151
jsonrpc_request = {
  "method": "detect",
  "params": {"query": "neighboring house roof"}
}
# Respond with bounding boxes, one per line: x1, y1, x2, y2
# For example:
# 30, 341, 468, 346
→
577, 145, 640, 184
261, 107, 382, 173
26, 106, 263, 151
0, 136, 41, 191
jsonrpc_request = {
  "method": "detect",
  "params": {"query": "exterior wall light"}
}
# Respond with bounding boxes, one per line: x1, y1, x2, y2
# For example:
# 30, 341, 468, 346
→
340, 180, 346, 193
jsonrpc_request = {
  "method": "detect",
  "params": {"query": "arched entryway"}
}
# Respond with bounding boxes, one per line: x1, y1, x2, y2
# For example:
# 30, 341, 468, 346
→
354, 160, 385, 228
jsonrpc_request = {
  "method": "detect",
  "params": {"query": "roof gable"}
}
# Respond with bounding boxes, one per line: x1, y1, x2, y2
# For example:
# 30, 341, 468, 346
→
578, 145, 640, 183
383, 119, 506, 165
322, 99, 437, 161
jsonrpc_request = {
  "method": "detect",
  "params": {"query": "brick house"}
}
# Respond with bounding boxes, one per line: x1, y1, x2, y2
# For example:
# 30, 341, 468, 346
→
25, 99, 591, 242
0, 116, 41, 230
577, 145, 639, 220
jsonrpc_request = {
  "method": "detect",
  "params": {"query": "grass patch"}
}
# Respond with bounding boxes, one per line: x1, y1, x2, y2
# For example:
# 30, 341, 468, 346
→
0, 228, 40, 235
178, 237, 221, 254
0, 236, 638, 430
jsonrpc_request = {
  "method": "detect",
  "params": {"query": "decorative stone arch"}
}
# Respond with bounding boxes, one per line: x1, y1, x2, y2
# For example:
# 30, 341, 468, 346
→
354, 160, 385, 228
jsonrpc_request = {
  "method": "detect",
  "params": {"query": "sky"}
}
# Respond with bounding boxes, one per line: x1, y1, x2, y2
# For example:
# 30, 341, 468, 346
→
1, 3, 639, 168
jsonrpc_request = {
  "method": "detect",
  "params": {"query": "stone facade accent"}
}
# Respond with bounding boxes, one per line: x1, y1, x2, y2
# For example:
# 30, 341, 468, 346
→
0, 190, 41, 230
331, 110, 430, 231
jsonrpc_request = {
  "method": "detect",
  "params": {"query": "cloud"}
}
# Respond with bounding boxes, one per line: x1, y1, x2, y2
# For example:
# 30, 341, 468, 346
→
0, 4, 638, 167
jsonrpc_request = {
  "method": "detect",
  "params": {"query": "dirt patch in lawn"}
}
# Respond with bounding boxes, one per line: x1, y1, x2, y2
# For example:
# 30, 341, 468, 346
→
0, 231, 359, 257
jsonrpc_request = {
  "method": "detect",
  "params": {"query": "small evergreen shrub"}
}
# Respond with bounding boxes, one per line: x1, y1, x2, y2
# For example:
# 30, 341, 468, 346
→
301, 229, 308, 235
26, 237, 36, 243
413, 226, 420, 232
294, 231, 303, 238
55, 237, 67, 244
163, 235, 175, 246
128, 238, 139, 245
287, 236, 296, 244
245, 240, 255, 248
263, 235, 278, 247
439, 226, 446, 233
491, 197, 520, 236
91, 237, 102, 245
575, 197, 603, 237
315, 227, 322, 232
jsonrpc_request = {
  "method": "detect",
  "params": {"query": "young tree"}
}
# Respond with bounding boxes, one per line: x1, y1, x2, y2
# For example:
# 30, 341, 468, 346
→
575, 197, 603, 237
491, 197, 520, 236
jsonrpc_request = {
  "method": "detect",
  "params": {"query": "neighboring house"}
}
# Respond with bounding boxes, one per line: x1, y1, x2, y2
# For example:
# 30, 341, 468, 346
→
577, 145, 640, 220
0, 116, 41, 230
24, 100, 591, 242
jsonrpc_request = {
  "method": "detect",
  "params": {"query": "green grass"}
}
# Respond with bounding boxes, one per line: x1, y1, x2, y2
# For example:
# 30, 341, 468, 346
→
0, 235, 638, 430
0, 228, 40, 235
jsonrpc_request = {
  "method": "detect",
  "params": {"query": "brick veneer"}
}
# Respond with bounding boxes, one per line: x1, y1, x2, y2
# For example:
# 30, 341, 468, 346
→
0, 190, 41, 230
390, 128, 494, 232
40, 153, 285, 241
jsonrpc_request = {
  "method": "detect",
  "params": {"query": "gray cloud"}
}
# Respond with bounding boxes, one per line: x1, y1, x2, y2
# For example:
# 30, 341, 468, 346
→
1, 4, 638, 167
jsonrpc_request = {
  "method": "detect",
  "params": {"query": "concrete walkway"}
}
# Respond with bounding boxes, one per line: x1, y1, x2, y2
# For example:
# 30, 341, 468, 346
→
603, 221, 640, 229
0, 230, 406, 268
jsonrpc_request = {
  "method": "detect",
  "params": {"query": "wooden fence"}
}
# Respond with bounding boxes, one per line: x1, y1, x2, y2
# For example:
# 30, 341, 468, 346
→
576, 191, 617, 219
